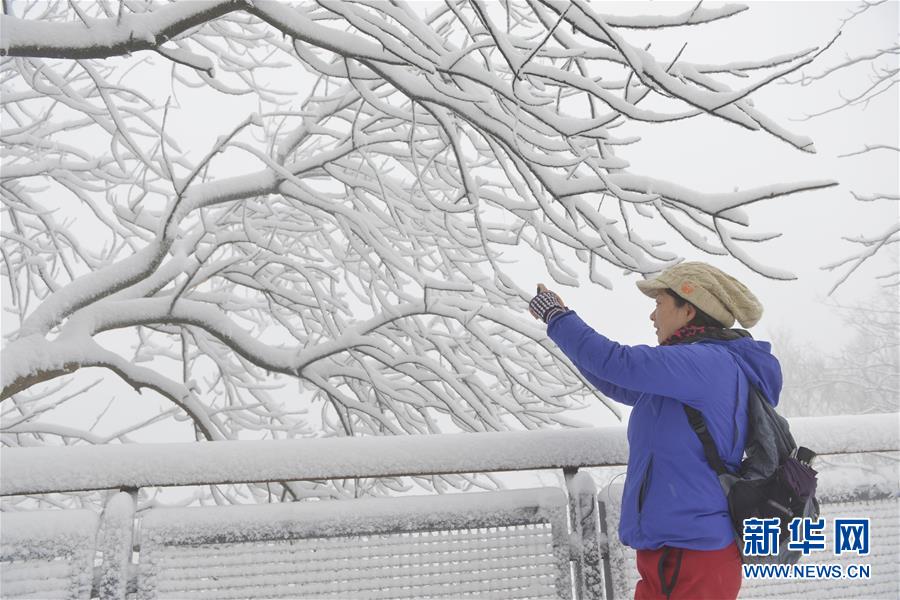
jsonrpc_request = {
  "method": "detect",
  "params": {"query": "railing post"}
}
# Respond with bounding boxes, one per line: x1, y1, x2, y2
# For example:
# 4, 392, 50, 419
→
596, 494, 616, 600
564, 468, 583, 600
565, 469, 604, 600
95, 490, 136, 600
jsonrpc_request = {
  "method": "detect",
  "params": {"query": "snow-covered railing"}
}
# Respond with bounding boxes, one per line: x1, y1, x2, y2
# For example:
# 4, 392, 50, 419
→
1, 482, 604, 600
2, 413, 896, 497
1, 413, 896, 600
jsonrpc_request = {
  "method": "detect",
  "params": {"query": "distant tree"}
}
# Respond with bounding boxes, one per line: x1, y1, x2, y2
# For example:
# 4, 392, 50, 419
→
2, 1, 838, 496
828, 286, 900, 413
784, 0, 899, 292
773, 285, 899, 417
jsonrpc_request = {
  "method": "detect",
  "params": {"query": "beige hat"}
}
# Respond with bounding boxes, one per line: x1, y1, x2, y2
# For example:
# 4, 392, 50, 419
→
636, 262, 763, 328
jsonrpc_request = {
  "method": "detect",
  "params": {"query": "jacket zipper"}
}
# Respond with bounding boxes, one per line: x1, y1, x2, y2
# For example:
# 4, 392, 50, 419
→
637, 455, 654, 515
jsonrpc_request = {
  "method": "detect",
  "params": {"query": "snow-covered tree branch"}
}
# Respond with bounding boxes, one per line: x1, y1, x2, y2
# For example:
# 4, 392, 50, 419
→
781, 0, 898, 292
2, 1, 838, 478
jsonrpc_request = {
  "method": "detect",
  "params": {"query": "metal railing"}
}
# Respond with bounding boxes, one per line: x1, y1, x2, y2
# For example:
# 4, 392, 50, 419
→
1, 412, 897, 600
2, 413, 896, 496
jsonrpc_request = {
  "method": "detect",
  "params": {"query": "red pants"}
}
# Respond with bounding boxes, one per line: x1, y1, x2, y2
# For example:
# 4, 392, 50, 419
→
634, 542, 742, 600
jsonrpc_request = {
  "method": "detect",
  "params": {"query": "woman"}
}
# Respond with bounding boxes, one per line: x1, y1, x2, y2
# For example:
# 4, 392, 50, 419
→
529, 262, 783, 600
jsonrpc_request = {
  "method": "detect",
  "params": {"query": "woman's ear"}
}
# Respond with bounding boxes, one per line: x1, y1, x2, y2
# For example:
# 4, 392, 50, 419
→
685, 302, 697, 322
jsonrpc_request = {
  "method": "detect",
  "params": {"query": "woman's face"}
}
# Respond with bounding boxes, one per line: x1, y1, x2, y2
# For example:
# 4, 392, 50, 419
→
650, 291, 695, 344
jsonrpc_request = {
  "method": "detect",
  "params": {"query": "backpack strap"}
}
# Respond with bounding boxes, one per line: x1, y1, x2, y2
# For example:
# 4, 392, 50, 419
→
683, 405, 729, 477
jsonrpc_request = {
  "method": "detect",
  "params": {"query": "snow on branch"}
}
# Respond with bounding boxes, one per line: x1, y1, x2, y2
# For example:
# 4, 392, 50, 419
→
782, 0, 900, 292
823, 222, 900, 295
1, 0, 843, 496
593, 2, 750, 29
0, 0, 239, 66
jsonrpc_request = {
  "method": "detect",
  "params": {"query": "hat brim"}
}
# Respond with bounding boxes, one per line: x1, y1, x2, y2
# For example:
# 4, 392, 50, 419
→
636, 279, 669, 298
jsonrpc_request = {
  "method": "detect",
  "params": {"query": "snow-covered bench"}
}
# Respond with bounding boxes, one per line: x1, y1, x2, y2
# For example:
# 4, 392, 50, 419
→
0, 509, 98, 599
1, 493, 133, 600
1, 484, 600, 600
137, 487, 580, 599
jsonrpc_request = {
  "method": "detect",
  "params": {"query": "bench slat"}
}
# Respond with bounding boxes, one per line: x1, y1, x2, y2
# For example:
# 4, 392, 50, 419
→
136, 488, 572, 600
0, 509, 98, 600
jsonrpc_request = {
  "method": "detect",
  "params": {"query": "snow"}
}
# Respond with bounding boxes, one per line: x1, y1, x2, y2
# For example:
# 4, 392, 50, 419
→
599, 4, 749, 28
569, 471, 603, 599
3, 413, 896, 496
1, 1, 897, 594
790, 413, 900, 456
96, 492, 135, 600
816, 464, 898, 502
570, 470, 599, 498
141, 487, 565, 543
0, 509, 97, 558
1, 426, 629, 496
1, 418, 896, 599
4, 0, 883, 456
137, 488, 570, 599
0, 509, 98, 600
0, 1, 233, 58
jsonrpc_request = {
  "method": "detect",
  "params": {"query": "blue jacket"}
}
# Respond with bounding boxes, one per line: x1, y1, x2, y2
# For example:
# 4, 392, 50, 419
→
548, 311, 783, 551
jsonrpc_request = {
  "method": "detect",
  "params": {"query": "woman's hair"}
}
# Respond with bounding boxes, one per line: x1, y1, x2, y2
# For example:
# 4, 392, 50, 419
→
663, 289, 725, 328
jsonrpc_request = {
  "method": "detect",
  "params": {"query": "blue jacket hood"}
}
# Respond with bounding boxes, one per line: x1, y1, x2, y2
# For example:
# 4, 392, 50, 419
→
702, 335, 783, 407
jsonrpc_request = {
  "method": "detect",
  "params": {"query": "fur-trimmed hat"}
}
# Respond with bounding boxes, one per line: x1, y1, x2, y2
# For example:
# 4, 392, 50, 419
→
636, 262, 763, 328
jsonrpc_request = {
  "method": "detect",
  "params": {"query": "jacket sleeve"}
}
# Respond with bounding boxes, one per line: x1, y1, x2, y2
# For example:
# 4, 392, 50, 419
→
547, 311, 726, 407
579, 370, 644, 407
547, 312, 643, 406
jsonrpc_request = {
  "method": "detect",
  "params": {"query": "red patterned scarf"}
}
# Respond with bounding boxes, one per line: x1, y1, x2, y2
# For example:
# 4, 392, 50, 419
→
661, 325, 749, 346
661, 325, 715, 346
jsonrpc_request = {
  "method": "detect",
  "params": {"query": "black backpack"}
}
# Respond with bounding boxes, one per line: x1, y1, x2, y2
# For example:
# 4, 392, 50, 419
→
684, 386, 819, 564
